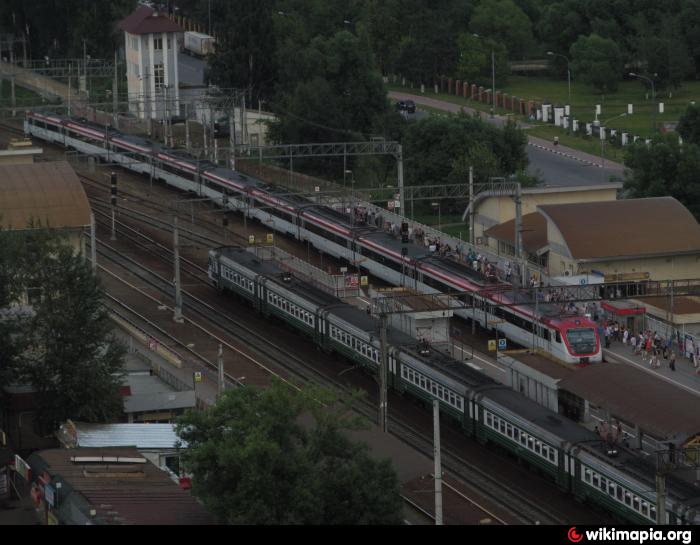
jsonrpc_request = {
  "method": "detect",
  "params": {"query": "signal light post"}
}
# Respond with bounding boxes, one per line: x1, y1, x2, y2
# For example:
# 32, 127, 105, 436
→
110, 172, 117, 241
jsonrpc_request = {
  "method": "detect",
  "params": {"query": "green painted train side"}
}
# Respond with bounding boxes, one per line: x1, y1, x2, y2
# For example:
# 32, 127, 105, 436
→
210, 253, 686, 527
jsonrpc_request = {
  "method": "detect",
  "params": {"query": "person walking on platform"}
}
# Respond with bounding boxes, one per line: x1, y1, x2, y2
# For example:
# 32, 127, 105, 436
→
669, 350, 676, 371
623, 328, 629, 346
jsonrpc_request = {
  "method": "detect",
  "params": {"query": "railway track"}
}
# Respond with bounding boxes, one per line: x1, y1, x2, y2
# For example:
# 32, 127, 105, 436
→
89, 225, 568, 524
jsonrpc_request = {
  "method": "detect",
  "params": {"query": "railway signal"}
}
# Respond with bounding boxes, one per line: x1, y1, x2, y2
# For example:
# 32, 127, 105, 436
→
110, 172, 117, 241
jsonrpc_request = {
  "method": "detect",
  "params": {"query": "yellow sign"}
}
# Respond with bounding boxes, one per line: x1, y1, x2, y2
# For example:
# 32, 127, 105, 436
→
248, 235, 255, 245
266, 233, 274, 244
194, 372, 202, 383
360, 276, 369, 287
488, 340, 496, 351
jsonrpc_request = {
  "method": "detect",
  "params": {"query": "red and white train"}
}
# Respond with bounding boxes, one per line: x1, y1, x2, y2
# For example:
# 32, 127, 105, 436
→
25, 111, 602, 364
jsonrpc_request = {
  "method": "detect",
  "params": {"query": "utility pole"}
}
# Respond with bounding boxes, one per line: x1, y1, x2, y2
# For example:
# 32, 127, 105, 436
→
468, 166, 474, 247
10, 50, 16, 116
379, 312, 389, 433
433, 400, 443, 526
163, 85, 169, 145
90, 212, 97, 271
397, 144, 405, 215
112, 51, 118, 128
514, 183, 525, 287
229, 108, 235, 170
217, 343, 224, 398
173, 216, 183, 323
491, 49, 496, 117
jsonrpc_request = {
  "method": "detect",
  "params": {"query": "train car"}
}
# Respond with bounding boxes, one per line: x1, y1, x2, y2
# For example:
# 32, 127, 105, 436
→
208, 245, 700, 525
26, 112, 602, 365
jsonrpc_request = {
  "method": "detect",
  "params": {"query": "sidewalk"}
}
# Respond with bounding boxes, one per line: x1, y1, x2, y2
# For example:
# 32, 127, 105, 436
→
603, 340, 700, 398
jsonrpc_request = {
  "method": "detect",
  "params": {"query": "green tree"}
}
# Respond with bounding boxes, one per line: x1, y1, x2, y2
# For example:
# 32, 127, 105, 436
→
0, 228, 125, 433
469, 0, 535, 60
677, 103, 700, 145
455, 33, 509, 87
269, 30, 388, 144
623, 135, 700, 220
403, 113, 528, 188
570, 33, 623, 92
175, 380, 403, 525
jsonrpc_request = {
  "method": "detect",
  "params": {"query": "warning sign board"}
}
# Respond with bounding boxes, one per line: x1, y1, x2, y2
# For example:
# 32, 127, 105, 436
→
498, 338, 507, 351
488, 340, 496, 351
193, 372, 202, 383
266, 233, 274, 244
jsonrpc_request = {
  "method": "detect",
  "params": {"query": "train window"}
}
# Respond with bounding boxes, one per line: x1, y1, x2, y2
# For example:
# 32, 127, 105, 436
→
528, 437, 534, 450
616, 487, 623, 501
624, 492, 632, 506
555, 331, 562, 343
583, 468, 592, 483
548, 449, 556, 463
499, 420, 506, 434
431, 384, 437, 395
599, 477, 607, 491
641, 502, 649, 517
592, 474, 600, 488
534, 441, 541, 455
512, 428, 519, 441
633, 497, 640, 512
650, 506, 656, 520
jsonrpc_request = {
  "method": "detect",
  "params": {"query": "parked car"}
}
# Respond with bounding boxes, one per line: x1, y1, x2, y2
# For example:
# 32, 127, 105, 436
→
395, 100, 416, 113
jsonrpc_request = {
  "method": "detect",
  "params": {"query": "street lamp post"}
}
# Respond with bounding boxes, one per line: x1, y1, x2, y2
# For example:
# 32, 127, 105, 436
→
547, 51, 571, 132
600, 112, 627, 169
629, 72, 656, 133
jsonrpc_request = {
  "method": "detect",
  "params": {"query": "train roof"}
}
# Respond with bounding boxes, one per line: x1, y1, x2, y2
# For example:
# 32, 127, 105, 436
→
479, 387, 595, 445
403, 344, 498, 389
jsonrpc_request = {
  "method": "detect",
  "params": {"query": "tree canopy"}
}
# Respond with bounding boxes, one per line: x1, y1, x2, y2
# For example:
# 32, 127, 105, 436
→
402, 113, 529, 188
677, 103, 700, 146
0, 228, 125, 434
623, 135, 700, 220
175, 380, 403, 525
570, 34, 623, 93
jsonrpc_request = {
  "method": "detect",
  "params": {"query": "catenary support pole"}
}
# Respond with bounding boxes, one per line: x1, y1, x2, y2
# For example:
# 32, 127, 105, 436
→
218, 343, 224, 397
379, 313, 389, 433
433, 399, 443, 525
90, 212, 97, 271
173, 216, 183, 322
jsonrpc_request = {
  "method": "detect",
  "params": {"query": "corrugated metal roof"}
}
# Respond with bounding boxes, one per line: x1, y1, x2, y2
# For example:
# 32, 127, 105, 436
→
538, 197, 700, 260
124, 390, 196, 413
74, 423, 185, 449
0, 161, 91, 230
27, 447, 216, 525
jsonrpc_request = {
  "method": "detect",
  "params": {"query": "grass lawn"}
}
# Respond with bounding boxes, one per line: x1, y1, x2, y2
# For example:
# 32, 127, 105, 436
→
0, 83, 43, 107
389, 76, 699, 137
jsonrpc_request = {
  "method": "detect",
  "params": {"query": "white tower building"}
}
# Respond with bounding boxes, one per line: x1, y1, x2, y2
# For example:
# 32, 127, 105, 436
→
118, 6, 183, 121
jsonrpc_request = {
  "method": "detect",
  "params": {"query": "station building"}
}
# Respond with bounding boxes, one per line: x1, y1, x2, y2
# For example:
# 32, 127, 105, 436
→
118, 5, 183, 120
481, 197, 700, 281
0, 160, 91, 255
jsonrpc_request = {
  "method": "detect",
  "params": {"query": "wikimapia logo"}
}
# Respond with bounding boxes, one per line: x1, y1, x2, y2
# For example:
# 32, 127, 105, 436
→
566, 527, 693, 544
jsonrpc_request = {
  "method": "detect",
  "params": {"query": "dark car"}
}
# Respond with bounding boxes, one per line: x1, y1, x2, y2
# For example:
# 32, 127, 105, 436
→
395, 100, 416, 114
214, 116, 230, 137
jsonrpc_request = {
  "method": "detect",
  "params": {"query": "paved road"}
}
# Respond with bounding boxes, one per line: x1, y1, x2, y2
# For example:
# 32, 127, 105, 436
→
390, 91, 625, 187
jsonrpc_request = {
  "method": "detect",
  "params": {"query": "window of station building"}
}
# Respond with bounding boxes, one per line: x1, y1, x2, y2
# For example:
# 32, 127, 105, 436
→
154, 63, 165, 89
154, 37, 163, 50
131, 36, 139, 50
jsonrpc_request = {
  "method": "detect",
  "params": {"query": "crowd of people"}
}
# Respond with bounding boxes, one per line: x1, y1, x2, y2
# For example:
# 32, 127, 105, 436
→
603, 321, 700, 374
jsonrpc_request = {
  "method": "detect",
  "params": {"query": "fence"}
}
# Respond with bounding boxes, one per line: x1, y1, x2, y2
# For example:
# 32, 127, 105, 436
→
248, 245, 361, 298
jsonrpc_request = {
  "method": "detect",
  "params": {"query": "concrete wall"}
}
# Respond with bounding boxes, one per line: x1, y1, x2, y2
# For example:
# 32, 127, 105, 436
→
574, 253, 700, 281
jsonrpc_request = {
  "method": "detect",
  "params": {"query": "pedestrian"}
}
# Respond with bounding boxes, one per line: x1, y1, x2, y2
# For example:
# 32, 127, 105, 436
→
669, 350, 676, 371
623, 328, 629, 346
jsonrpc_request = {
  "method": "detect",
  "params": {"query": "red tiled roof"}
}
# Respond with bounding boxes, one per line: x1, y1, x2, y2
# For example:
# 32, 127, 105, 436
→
118, 6, 183, 35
